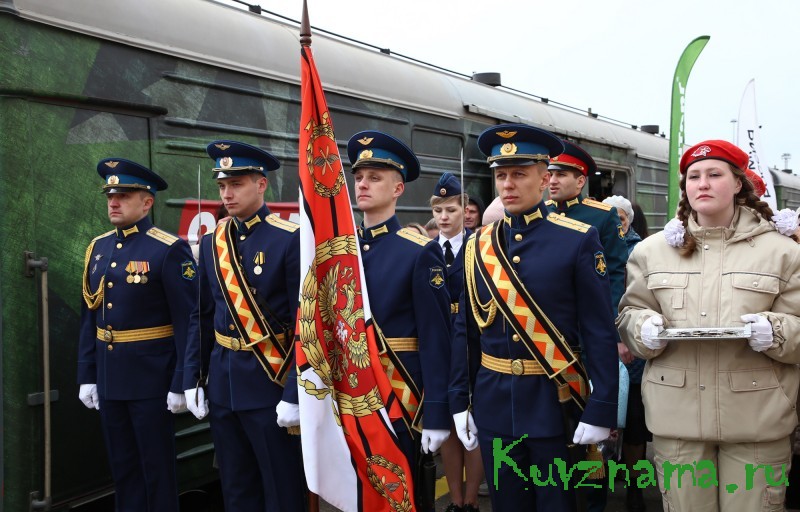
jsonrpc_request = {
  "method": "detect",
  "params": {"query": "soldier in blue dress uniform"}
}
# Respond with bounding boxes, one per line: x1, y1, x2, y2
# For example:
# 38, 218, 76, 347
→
182, 141, 305, 512
546, 140, 627, 310
449, 124, 619, 512
78, 158, 197, 511
430, 172, 483, 512
346, 131, 453, 490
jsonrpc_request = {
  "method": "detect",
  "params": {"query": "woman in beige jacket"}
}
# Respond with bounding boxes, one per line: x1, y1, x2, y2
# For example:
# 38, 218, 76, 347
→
617, 139, 800, 511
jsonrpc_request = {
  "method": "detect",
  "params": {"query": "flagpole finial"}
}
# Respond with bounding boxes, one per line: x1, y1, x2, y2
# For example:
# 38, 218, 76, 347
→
300, 0, 311, 47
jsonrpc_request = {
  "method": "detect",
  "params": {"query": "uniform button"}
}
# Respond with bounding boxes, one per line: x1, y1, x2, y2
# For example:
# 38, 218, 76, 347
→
512, 256, 521, 263
753, 281, 759, 287
111, 262, 117, 268
514, 234, 523, 242
661, 279, 667, 284
363, 244, 370, 251
240, 235, 246, 241
107, 303, 113, 309
752, 381, 757, 387
107, 345, 114, 351
704, 244, 710, 250
229, 324, 236, 331
560, 212, 565, 216
116, 243, 122, 249
699, 385, 705, 390
107, 282, 113, 288
512, 334, 520, 342
106, 325, 113, 330
700, 312, 706, 317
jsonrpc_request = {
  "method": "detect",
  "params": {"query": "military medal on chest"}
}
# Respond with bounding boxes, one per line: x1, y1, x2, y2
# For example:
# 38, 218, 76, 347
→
125, 261, 150, 284
253, 251, 265, 275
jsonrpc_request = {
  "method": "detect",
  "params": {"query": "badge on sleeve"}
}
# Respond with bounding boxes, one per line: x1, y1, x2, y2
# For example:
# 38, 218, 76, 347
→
430, 266, 445, 289
617, 224, 625, 240
594, 252, 607, 276
181, 260, 197, 280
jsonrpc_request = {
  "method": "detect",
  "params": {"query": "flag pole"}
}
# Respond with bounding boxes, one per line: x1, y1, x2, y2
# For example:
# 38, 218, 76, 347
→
667, 35, 710, 219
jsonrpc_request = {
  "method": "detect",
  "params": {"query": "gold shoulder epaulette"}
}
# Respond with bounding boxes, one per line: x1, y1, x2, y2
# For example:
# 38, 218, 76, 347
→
546, 213, 591, 233
397, 227, 431, 247
92, 230, 115, 243
544, 199, 555, 206
266, 214, 299, 232
582, 197, 612, 211
146, 227, 180, 246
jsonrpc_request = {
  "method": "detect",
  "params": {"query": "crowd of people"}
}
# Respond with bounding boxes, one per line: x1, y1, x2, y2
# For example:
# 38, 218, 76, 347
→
78, 124, 800, 512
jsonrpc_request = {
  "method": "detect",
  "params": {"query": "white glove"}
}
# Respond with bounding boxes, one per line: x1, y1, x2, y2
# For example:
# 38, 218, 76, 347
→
79, 384, 100, 410
641, 314, 667, 350
167, 392, 187, 414
184, 387, 208, 420
420, 429, 450, 454
453, 410, 479, 451
572, 422, 611, 445
741, 314, 774, 352
276, 400, 300, 428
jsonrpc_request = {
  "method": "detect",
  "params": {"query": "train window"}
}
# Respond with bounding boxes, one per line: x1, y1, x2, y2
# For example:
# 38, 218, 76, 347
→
587, 168, 627, 202
412, 129, 462, 160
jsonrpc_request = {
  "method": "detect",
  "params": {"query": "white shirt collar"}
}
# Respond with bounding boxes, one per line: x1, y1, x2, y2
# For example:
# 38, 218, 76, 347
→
438, 231, 464, 256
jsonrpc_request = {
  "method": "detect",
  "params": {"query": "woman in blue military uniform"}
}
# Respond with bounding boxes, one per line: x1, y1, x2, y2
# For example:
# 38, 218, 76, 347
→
429, 172, 484, 512
78, 158, 197, 511
449, 124, 619, 512
346, 131, 453, 502
182, 141, 305, 512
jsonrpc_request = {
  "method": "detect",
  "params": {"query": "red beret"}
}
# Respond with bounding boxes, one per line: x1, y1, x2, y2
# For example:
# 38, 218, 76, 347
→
745, 169, 767, 197
680, 139, 749, 174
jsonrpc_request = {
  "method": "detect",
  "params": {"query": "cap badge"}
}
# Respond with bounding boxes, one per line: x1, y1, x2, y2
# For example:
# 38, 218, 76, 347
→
440, 187, 447, 196
215, 143, 231, 151
105, 161, 119, 169
107, 175, 119, 185
220, 156, 233, 169
358, 149, 373, 161
357, 137, 374, 146
496, 130, 517, 139
500, 143, 518, 156
691, 145, 712, 158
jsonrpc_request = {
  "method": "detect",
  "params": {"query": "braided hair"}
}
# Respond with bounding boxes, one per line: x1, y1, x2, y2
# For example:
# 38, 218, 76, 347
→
676, 163, 779, 256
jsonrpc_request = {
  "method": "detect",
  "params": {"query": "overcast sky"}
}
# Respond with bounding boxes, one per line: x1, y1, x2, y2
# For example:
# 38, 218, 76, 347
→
221, 0, 799, 171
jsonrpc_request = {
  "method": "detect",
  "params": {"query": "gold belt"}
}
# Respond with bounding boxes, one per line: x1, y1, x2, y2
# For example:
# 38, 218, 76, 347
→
450, 303, 459, 314
386, 337, 419, 352
215, 331, 285, 352
96, 325, 174, 343
481, 352, 546, 376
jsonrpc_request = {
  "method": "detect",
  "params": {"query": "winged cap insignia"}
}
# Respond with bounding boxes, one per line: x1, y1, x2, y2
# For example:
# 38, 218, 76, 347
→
215, 143, 231, 150
105, 161, 119, 168
357, 137, 374, 145
497, 130, 517, 139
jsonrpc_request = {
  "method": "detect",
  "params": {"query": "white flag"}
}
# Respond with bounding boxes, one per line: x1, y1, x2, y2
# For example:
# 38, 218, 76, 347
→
737, 79, 777, 210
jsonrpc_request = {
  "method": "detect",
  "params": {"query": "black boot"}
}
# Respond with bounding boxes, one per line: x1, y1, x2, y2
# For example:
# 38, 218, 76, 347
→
626, 484, 646, 512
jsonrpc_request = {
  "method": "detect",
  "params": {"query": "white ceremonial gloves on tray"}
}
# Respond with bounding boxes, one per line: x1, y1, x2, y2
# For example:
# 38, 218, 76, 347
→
641, 314, 666, 350
167, 392, 187, 414
573, 422, 611, 445
276, 400, 300, 428
453, 410, 479, 451
741, 314, 773, 352
79, 383, 100, 410
185, 387, 209, 420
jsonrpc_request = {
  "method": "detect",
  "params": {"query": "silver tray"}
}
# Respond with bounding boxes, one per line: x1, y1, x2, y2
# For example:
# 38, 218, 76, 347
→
651, 324, 751, 341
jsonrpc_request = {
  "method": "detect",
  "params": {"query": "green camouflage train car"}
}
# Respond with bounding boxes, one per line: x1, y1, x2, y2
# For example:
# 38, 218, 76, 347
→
4, 0, 794, 510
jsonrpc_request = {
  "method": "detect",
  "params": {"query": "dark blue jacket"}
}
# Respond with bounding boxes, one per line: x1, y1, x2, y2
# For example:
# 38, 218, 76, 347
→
184, 204, 300, 410
450, 203, 619, 438
547, 195, 627, 312
359, 216, 452, 430
78, 216, 197, 400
